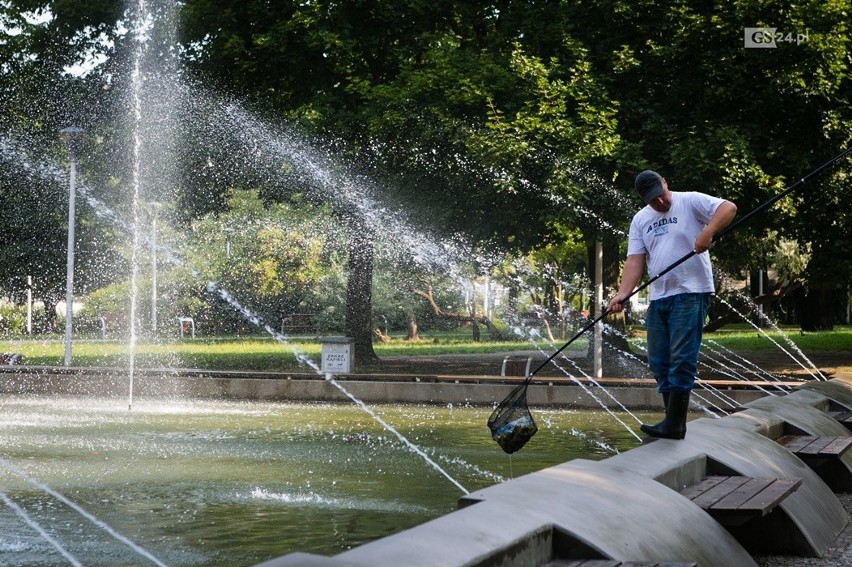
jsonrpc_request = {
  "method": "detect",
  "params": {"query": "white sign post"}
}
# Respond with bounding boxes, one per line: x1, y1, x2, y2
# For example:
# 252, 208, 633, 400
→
321, 336, 353, 374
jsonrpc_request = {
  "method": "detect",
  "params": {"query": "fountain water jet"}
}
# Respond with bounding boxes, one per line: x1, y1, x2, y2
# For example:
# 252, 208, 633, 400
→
205, 283, 470, 495
717, 296, 826, 381
699, 341, 789, 396
0, 123, 477, 498
513, 327, 644, 442
706, 338, 790, 383
0, 456, 167, 566
0, 5, 842, 563
0, 490, 83, 567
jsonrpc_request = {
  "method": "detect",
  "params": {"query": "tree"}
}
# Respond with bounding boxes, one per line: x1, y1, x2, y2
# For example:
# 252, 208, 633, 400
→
2, 0, 849, 344
189, 189, 344, 331
569, 0, 852, 328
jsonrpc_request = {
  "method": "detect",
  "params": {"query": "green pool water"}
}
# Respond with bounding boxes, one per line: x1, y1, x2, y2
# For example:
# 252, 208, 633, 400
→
0, 396, 645, 566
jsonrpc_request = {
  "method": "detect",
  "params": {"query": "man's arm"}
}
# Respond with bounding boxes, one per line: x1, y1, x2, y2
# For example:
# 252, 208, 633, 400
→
607, 254, 646, 313
695, 200, 737, 253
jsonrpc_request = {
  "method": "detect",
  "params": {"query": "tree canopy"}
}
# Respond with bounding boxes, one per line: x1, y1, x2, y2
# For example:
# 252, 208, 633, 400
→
0, 0, 849, 337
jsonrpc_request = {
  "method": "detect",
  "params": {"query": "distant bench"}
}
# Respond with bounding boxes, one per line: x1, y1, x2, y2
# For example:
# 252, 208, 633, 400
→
679, 475, 801, 526
100, 313, 130, 338
281, 313, 316, 334
501, 356, 532, 377
178, 317, 196, 339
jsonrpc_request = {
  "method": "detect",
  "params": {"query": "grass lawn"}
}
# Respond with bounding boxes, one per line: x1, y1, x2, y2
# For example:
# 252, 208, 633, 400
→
0, 325, 846, 371
699, 325, 852, 352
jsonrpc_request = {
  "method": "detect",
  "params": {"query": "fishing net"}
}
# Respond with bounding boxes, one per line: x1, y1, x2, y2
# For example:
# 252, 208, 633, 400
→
487, 381, 538, 454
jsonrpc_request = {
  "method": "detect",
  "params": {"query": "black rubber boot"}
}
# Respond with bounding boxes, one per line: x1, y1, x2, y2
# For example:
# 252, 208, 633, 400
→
641, 391, 690, 439
643, 392, 670, 431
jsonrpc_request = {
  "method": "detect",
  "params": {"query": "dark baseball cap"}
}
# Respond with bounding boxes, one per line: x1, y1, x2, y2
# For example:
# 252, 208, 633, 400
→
635, 170, 664, 204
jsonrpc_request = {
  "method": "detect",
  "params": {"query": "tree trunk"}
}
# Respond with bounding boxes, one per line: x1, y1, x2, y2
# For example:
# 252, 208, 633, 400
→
411, 287, 507, 341
405, 307, 419, 340
345, 215, 378, 365
506, 285, 518, 322
372, 327, 391, 343
795, 286, 836, 331
41, 297, 58, 333
468, 293, 480, 342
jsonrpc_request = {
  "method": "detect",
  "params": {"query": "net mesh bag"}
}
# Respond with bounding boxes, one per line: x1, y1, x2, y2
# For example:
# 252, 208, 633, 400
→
487, 381, 538, 454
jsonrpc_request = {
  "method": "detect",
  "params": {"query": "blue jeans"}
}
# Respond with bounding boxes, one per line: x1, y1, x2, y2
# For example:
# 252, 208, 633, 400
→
645, 293, 710, 394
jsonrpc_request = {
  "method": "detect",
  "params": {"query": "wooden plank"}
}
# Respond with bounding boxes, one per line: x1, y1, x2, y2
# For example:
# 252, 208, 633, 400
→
780, 435, 852, 457
821, 437, 852, 456
777, 435, 819, 453
796, 436, 835, 455
678, 475, 727, 501
739, 478, 801, 514
681, 476, 801, 517
689, 476, 751, 510
710, 477, 774, 511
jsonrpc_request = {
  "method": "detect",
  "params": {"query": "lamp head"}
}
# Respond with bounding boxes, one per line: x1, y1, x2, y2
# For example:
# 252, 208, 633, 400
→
59, 126, 85, 157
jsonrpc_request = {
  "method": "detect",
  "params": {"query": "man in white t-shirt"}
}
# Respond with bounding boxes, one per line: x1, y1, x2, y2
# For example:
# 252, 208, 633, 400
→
607, 170, 737, 439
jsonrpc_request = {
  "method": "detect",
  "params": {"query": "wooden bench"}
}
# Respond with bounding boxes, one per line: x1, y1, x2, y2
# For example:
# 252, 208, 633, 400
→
544, 561, 696, 566
177, 316, 196, 339
679, 475, 801, 526
777, 435, 852, 458
100, 313, 130, 338
777, 434, 852, 492
501, 356, 531, 377
281, 313, 316, 334
828, 411, 852, 432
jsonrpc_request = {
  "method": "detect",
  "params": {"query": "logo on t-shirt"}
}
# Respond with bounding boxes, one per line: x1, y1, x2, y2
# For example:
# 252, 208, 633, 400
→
647, 216, 678, 237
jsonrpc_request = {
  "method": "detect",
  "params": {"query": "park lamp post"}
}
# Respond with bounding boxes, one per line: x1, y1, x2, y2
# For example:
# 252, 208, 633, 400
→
223, 226, 234, 258
60, 126, 84, 367
150, 202, 162, 334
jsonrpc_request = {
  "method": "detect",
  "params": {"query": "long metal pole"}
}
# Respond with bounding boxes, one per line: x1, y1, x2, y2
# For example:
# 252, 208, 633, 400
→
151, 208, 158, 333
63, 156, 76, 367
26, 275, 32, 335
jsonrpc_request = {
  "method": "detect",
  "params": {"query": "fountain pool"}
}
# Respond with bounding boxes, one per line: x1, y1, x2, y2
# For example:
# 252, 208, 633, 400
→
0, 395, 643, 566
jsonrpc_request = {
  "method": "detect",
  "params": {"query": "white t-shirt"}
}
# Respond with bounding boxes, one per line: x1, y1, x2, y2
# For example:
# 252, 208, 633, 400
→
627, 191, 726, 301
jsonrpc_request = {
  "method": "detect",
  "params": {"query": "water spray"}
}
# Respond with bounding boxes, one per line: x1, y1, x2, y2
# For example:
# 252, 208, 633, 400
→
489, 147, 852, 453
532, 146, 852, 379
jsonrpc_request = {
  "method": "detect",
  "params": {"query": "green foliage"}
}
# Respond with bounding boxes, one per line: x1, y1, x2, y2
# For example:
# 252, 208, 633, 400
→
80, 280, 131, 316
0, 0, 850, 334
0, 302, 26, 335
773, 237, 812, 286
188, 189, 346, 331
